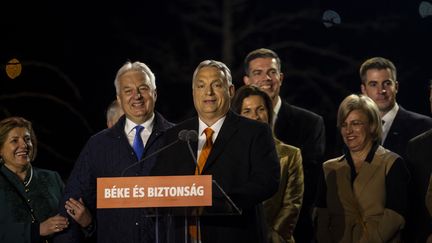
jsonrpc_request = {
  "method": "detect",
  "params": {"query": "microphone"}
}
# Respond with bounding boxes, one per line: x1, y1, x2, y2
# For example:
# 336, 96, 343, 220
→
177, 129, 200, 174
120, 129, 188, 176
183, 130, 200, 175
178, 129, 189, 142
178, 129, 197, 143
186, 130, 198, 142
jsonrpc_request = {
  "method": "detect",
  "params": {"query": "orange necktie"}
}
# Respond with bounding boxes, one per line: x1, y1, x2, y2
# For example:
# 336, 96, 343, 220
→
196, 128, 214, 175
190, 128, 214, 241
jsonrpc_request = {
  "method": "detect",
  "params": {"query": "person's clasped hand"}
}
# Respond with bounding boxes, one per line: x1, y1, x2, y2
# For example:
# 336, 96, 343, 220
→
65, 197, 92, 228
40, 214, 69, 236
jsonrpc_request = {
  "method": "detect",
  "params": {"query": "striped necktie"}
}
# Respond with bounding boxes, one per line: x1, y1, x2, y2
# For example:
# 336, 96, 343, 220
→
196, 128, 214, 175
189, 128, 214, 241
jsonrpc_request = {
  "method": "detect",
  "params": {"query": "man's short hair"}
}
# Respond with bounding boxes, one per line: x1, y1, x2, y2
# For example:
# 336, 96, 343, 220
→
359, 57, 397, 83
192, 60, 232, 87
244, 48, 281, 74
114, 61, 156, 94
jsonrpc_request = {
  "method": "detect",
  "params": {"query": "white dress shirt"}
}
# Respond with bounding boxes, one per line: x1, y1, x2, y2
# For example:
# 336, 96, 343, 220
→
381, 103, 399, 144
272, 96, 282, 127
124, 113, 155, 148
197, 116, 225, 159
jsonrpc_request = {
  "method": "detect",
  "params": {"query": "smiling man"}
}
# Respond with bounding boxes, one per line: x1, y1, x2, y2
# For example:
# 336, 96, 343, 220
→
243, 48, 325, 243
151, 60, 280, 243
54, 61, 174, 243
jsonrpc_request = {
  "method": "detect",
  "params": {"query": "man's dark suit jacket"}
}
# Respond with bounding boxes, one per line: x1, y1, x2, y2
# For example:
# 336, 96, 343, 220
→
273, 100, 325, 242
406, 129, 432, 242
387, 106, 432, 242
383, 106, 432, 160
151, 110, 280, 243
54, 113, 174, 243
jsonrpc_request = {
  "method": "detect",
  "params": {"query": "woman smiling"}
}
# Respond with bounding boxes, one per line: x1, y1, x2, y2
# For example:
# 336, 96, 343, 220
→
0, 117, 69, 243
315, 94, 410, 243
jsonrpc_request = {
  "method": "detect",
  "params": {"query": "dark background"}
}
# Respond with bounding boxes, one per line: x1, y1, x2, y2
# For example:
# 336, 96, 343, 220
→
1, 0, 432, 180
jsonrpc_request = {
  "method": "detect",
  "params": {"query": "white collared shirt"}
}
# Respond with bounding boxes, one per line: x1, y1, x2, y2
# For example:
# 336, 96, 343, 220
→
197, 116, 225, 159
124, 113, 155, 147
272, 96, 282, 127
381, 103, 399, 143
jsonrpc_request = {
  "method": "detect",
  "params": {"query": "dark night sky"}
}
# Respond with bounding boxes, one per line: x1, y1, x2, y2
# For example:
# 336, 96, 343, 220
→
1, 0, 432, 179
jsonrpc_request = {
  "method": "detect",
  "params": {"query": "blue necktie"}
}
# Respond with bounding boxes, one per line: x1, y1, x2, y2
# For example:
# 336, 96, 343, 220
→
133, 125, 144, 160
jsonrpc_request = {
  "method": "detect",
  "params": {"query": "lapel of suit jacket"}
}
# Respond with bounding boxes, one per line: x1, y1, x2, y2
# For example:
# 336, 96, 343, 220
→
384, 107, 406, 146
110, 116, 135, 153
274, 101, 294, 136
144, 112, 172, 151
202, 111, 238, 172
189, 118, 199, 162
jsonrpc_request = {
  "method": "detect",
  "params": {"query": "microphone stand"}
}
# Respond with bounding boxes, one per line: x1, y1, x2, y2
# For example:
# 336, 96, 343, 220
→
186, 139, 199, 174
120, 139, 179, 176
184, 130, 202, 241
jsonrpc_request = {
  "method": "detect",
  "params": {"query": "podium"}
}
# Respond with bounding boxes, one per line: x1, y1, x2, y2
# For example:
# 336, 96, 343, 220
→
97, 175, 241, 243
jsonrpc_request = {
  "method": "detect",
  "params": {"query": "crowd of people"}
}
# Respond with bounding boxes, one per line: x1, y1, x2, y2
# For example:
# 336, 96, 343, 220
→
1, 48, 431, 243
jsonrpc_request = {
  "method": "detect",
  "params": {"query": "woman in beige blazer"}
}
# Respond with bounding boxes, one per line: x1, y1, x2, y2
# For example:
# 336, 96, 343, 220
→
232, 85, 304, 243
315, 94, 410, 243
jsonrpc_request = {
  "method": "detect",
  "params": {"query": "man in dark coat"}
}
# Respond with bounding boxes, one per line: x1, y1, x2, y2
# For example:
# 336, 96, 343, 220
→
359, 56, 432, 160
243, 48, 326, 243
151, 60, 280, 243
405, 81, 432, 242
54, 61, 174, 243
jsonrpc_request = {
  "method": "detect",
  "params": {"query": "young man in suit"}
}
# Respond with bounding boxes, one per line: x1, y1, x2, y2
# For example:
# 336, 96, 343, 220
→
151, 60, 280, 243
360, 57, 432, 242
243, 48, 326, 243
406, 80, 432, 242
360, 56, 432, 159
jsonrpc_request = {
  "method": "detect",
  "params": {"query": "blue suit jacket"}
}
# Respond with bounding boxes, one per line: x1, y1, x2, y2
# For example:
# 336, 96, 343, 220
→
151, 110, 280, 243
54, 112, 173, 243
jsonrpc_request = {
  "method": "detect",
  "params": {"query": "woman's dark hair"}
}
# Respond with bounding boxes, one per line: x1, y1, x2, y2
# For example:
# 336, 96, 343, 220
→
231, 85, 274, 125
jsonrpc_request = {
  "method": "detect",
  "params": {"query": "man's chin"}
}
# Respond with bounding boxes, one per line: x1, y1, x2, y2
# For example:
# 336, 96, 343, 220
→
259, 88, 273, 94
127, 111, 151, 120
130, 109, 148, 115
378, 104, 393, 113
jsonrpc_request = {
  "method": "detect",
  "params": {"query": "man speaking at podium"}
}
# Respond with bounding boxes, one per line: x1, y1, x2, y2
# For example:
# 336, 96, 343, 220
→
151, 60, 280, 243
54, 61, 174, 243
